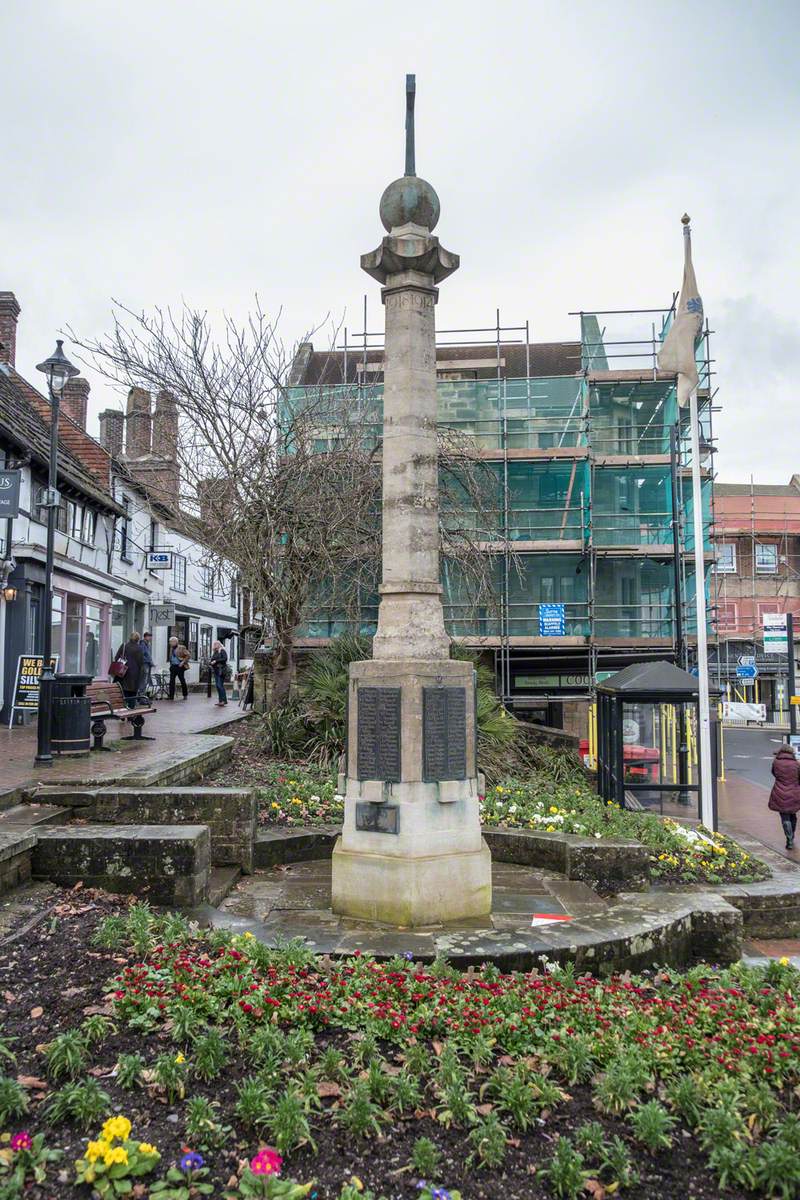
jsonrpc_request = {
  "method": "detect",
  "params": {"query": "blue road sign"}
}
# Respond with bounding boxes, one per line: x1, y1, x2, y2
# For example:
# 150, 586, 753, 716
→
539, 603, 566, 637
736, 664, 758, 680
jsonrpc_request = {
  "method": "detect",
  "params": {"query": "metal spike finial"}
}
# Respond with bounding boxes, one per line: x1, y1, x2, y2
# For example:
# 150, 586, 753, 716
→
681, 213, 691, 225
405, 74, 416, 176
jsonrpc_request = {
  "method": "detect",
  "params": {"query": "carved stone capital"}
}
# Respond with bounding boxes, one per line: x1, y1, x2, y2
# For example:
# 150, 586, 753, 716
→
361, 233, 459, 285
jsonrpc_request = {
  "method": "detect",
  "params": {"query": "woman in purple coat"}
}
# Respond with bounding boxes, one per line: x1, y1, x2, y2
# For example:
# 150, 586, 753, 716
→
768, 745, 800, 850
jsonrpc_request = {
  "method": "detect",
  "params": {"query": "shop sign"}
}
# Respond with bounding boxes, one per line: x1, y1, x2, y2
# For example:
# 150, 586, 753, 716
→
9, 654, 59, 721
150, 602, 176, 625
515, 673, 590, 690
146, 551, 173, 571
0, 470, 21, 518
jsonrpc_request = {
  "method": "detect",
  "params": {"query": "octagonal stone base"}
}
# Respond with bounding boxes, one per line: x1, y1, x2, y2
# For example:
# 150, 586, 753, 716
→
331, 836, 492, 926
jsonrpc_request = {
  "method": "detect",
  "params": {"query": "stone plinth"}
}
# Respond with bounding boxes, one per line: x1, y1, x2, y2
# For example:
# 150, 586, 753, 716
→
332, 658, 491, 925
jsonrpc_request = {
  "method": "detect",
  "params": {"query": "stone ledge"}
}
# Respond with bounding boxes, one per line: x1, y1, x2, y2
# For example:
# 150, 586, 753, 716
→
32, 824, 210, 906
0, 831, 37, 864
255, 825, 651, 894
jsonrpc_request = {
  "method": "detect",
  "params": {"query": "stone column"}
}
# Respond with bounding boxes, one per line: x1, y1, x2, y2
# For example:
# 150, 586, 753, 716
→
330, 153, 492, 926
374, 269, 449, 661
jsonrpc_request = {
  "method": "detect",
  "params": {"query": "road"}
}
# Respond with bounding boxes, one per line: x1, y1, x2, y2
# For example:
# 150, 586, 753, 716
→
723, 726, 787, 790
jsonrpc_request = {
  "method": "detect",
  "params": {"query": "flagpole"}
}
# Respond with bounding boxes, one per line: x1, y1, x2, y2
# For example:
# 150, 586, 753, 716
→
683, 217, 715, 830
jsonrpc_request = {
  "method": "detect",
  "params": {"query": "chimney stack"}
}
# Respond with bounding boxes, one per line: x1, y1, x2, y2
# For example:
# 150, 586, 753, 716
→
99, 409, 125, 458
62, 376, 90, 429
125, 387, 152, 458
152, 390, 178, 457
0, 292, 21, 367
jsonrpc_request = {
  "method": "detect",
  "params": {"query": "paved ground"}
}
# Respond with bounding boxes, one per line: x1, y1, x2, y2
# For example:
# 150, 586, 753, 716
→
0, 693, 249, 799
718, 726, 798, 861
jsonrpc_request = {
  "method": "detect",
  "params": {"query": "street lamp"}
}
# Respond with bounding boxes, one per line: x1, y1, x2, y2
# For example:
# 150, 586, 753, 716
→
34, 339, 78, 765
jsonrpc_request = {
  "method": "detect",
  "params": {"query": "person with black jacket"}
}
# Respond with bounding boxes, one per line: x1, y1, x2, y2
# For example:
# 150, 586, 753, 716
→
210, 640, 228, 706
115, 631, 145, 708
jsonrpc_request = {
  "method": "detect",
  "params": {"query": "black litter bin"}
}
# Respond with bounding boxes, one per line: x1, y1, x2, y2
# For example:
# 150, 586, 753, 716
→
51, 673, 93, 755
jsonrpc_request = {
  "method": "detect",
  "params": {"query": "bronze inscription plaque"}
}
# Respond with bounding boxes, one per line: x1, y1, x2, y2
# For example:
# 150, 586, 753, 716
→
356, 687, 401, 781
355, 803, 400, 834
423, 686, 467, 781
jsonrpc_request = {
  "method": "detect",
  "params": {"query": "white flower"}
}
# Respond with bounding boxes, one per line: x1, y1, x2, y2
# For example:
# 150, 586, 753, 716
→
594, 832, 602, 839
508, 805, 517, 814
310, 794, 320, 802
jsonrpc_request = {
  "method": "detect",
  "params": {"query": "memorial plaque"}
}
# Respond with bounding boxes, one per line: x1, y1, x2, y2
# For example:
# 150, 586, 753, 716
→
423, 687, 467, 781
355, 802, 400, 834
357, 687, 401, 781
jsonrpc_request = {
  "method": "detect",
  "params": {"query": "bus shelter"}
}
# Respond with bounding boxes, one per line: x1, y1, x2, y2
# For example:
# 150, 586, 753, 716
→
596, 660, 718, 827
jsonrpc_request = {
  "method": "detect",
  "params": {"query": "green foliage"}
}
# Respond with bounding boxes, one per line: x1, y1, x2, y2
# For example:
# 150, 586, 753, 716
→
44, 1079, 111, 1129
171, 1005, 205, 1045
468, 1112, 507, 1168
593, 1051, 652, 1115
0, 1131, 62, 1192
628, 1100, 675, 1153
389, 1070, 422, 1115
184, 1096, 232, 1151
753, 1133, 800, 1199
115, 1053, 144, 1091
410, 1136, 441, 1180
151, 1053, 188, 1102
600, 1135, 639, 1190
81, 1015, 116, 1047
90, 914, 127, 950
150, 1164, 215, 1198
574, 1121, 608, 1162
193, 1029, 228, 1082
540, 1136, 586, 1199
74, 1133, 160, 1197
267, 1087, 316, 1154
0, 1076, 28, 1123
45, 1030, 88, 1081
235, 1076, 272, 1129
337, 1081, 383, 1139
664, 1072, 703, 1127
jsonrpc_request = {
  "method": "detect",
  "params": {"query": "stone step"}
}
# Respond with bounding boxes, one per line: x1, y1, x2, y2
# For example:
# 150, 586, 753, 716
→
208, 865, 242, 907
0, 831, 37, 897
255, 826, 340, 869
30, 786, 256, 873
32, 824, 210, 906
0, 804, 67, 828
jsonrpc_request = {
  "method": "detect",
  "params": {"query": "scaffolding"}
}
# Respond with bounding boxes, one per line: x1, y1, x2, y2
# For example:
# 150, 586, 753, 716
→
289, 301, 718, 716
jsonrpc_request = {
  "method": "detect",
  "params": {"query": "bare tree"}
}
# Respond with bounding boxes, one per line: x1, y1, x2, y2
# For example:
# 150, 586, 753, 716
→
73, 300, 500, 708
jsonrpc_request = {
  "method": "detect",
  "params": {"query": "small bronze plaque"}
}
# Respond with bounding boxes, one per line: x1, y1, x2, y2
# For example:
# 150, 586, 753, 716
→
355, 802, 399, 834
423, 687, 467, 781
357, 687, 401, 781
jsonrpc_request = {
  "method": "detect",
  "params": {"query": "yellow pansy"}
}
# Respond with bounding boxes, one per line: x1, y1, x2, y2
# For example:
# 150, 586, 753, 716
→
85, 1140, 110, 1164
271, 801, 280, 810
780, 956, 790, 966
174, 1053, 185, 1065
138, 1143, 158, 1156
549, 806, 559, 814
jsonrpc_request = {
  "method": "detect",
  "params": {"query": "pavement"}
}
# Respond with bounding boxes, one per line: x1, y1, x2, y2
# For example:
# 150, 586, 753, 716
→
718, 725, 797, 860
0, 692, 249, 801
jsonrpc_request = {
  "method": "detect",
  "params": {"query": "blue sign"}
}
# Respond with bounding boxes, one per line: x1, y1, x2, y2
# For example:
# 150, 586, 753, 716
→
736, 664, 758, 680
539, 603, 566, 637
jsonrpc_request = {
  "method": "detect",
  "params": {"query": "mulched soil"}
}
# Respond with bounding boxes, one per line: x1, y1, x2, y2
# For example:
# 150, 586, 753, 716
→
0, 890, 752, 1199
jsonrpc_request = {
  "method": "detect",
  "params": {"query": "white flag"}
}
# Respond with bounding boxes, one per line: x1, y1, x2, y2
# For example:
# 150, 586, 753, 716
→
657, 224, 704, 406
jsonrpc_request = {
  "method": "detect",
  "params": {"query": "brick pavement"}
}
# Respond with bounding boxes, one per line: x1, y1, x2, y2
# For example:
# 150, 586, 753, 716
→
0, 694, 248, 801
718, 771, 799, 862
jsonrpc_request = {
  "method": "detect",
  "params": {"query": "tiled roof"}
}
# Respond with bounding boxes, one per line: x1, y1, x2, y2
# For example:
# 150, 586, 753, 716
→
0, 366, 121, 513
291, 341, 582, 386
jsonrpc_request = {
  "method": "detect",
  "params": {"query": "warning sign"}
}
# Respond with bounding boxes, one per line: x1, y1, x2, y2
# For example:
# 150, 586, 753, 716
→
10, 655, 58, 716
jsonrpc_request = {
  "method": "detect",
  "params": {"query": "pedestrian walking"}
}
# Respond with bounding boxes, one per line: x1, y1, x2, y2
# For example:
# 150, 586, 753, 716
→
114, 630, 145, 708
141, 631, 153, 697
168, 636, 190, 700
768, 744, 800, 850
209, 639, 228, 706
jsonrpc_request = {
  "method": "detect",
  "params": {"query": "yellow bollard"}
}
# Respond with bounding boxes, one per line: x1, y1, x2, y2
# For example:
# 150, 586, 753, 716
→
671, 704, 678, 785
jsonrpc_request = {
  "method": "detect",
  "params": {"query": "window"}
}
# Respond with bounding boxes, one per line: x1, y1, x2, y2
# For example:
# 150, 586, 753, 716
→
716, 543, 737, 574
150, 519, 158, 551
51, 594, 63, 662
756, 543, 778, 574
201, 566, 214, 601
715, 602, 738, 631
200, 624, 212, 662
229, 575, 238, 608
84, 603, 102, 677
119, 497, 131, 561
189, 619, 199, 660
173, 554, 187, 592
64, 596, 83, 672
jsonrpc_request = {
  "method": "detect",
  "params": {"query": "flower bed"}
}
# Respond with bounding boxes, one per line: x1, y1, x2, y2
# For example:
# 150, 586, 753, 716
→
480, 782, 770, 885
256, 762, 343, 828
2, 898, 799, 1198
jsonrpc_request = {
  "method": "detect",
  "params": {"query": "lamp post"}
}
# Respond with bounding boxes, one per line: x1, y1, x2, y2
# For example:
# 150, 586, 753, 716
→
34, 340, 79, 765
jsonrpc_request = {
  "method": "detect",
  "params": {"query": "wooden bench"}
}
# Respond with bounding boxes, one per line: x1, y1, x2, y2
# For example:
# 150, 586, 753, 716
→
87, 680, 156, 750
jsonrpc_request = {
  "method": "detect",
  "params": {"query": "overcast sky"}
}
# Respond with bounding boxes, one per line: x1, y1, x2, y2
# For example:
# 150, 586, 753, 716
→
3, 0, 798, 482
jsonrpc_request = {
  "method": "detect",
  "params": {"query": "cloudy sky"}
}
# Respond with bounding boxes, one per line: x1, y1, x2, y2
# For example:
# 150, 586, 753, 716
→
3, 0, 798, 482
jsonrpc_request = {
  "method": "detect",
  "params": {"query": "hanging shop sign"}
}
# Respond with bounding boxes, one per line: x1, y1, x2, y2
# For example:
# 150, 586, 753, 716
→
9, 654, 59, 722
0, 470, 21, 519
150, 602, 176, 625
763, 613, 789, 655
538, 603, 566, 637
146, 550, 173, 571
